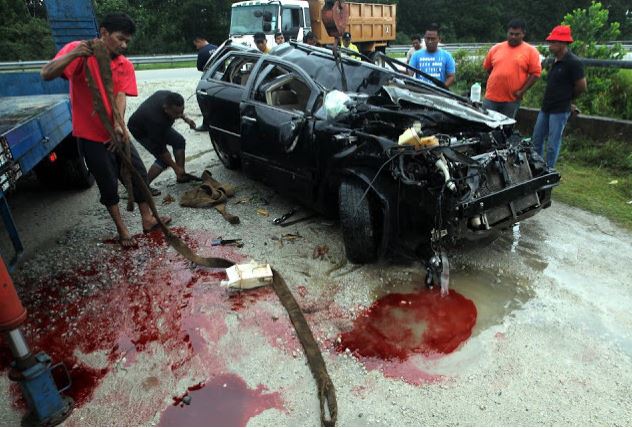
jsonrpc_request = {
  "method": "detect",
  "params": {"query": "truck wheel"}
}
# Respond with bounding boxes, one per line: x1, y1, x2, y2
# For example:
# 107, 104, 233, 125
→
63, 153, 95, 189
35, 137, 94, 189
210, 133, 240, 170
339, 177, 379, 264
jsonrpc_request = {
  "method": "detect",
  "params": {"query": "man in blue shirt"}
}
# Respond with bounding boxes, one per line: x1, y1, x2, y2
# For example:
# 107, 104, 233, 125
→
409, 23, 455, 87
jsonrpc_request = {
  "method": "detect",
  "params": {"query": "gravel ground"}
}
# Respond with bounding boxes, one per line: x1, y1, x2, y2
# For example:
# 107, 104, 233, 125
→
1, 76, 631, 426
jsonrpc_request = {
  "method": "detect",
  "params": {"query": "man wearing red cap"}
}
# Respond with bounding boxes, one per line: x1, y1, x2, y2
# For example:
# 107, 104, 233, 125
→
532, 25, 587, 168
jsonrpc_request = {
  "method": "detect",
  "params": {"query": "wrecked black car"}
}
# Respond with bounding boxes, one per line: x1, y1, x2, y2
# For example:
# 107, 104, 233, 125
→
196, 41, 560, 277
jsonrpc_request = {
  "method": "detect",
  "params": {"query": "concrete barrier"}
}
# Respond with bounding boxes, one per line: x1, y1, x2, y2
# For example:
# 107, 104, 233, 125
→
516, 107, 632, 143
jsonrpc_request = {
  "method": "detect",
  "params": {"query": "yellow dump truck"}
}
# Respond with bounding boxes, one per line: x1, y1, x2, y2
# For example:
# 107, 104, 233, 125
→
229, 0, 397, 54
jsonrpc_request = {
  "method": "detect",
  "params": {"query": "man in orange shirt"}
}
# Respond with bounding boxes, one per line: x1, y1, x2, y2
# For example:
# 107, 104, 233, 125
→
482, 19, 541, 118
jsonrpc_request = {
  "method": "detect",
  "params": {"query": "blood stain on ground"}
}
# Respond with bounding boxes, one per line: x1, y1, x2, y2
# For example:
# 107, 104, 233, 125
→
228, 287, 275, 311
337, 289, 477, 383
159, 373, 284, 427
0, 227, 253, 412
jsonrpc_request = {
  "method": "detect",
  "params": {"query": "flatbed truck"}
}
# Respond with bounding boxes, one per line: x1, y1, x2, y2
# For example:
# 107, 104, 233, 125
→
0, 0, 98, 269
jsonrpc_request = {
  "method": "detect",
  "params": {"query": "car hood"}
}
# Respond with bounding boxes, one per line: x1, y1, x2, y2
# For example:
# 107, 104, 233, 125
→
383, 85, 516, 129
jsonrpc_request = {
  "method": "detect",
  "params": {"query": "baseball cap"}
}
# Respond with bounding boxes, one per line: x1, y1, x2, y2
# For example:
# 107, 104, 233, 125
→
342, 31, 351, 40
545, 25, 573, 43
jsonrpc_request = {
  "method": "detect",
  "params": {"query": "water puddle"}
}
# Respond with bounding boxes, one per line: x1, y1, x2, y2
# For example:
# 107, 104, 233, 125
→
380, 266, 534, 336
159, 374, 284, 426
337, 264, 535, 384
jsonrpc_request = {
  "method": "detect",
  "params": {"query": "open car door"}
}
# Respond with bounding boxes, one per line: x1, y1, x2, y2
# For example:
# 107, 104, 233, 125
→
239, 59, 322, 203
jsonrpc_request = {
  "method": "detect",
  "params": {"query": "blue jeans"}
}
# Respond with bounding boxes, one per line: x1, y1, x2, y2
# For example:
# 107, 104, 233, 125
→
531, 111, 571, 168
482, 99, 520, 119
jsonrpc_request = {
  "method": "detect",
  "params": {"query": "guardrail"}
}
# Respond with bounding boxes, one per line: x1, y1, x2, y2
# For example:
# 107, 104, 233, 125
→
0, 54, 198, 72
0, 43, 630, 72
386, 42, 632, 56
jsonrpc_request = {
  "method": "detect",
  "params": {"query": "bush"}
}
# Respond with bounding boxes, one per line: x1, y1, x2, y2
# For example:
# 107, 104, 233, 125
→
451, 48, 488, 98
561, 135, 632, 174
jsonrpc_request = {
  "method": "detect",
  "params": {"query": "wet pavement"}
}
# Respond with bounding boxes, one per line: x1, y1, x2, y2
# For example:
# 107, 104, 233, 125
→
1, 78, 631, 426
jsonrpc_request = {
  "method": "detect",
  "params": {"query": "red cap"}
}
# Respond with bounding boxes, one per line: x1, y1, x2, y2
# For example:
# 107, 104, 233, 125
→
546, 25, 574, 43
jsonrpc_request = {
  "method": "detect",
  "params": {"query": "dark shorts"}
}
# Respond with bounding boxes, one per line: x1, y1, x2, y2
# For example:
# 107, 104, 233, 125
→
79, 138, 149, 207
130, 128, 186, 169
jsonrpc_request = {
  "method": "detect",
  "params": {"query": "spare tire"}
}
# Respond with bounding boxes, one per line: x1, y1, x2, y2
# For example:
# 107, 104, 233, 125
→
338, 177, 379, 263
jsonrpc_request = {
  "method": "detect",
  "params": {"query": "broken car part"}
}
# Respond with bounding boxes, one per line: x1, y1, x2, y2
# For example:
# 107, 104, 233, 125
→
211, 238, 244, 248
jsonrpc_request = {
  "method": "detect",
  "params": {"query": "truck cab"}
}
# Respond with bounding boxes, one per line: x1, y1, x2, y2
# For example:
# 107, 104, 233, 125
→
229, 0, 396, 55
230, 0, 312, 49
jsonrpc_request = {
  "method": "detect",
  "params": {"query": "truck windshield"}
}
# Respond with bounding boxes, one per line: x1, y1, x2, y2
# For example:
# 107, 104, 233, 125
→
230, 5, 279, 35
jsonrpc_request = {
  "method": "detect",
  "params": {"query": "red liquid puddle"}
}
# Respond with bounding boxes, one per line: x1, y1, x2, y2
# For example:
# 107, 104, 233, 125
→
159, 373, 284, 427
0, 227, 250, 413
338, 289, 477, 360
337, 289, 476, 385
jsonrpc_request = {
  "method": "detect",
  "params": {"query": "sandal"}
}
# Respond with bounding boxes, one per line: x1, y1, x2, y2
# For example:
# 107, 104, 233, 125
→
118, 235, 137, 248
142, 216, 172, 233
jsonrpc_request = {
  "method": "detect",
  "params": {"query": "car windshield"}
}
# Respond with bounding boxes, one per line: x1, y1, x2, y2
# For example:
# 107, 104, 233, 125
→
230, 4, 279, 35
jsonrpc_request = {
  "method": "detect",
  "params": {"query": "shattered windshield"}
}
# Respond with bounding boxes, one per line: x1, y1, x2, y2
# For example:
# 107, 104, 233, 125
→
230, 5, 279, 35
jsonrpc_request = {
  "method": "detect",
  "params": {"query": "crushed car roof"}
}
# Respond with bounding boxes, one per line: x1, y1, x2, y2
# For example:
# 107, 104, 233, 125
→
216, 40, 515, 129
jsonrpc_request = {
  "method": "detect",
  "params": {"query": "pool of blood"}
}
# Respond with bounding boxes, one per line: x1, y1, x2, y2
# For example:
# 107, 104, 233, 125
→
159, 373, 284, 426
0, 228, 265, 411
337, 289, 477, 361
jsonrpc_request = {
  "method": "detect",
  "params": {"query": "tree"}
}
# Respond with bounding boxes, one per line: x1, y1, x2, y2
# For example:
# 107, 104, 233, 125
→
0, 0, 55, 61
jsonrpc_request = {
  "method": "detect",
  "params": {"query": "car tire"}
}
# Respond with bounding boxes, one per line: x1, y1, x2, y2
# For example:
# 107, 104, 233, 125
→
210, 133, 240, 170
339, 177, 379, 264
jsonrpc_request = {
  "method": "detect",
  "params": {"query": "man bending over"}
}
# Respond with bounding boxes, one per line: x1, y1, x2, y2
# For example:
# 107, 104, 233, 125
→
128, 90, 201, 189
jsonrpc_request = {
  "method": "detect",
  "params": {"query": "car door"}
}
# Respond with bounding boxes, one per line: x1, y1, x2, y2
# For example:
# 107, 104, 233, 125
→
196, 52, 259, 157
239, 59, 322, 203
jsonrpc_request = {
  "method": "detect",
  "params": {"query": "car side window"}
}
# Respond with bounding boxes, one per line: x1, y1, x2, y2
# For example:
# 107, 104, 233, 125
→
210, 54, 257, 87
254, 63, 312, 112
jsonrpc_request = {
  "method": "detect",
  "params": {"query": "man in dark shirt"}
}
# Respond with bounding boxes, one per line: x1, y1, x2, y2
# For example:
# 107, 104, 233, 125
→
532, 25, 587, 168
193, 36, 217, 72
128, 91, 200, 188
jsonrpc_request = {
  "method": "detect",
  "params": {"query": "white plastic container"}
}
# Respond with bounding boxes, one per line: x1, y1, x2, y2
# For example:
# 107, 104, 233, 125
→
470, 82, 481, 103
220, 261, 273, 290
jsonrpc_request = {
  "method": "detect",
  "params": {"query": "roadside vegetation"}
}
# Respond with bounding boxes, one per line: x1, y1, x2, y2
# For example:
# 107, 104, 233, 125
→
134, 60, 196, 71
454, 2, 632, 121
555, 136, 632, 230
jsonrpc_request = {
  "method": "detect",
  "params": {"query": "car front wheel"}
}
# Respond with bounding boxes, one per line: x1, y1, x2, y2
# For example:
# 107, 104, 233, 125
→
339, 177, 379, 264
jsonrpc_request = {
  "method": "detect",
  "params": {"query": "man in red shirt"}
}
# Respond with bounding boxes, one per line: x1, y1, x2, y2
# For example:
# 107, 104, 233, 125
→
482, 19, 542, 118
40, 13, 170, 247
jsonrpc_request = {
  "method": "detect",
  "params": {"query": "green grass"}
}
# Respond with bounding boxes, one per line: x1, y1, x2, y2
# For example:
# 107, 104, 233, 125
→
133, 60, 196, 71
552, 135, 632, 231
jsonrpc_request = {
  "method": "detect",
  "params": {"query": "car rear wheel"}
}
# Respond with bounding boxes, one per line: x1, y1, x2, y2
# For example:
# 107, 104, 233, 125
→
210, 132, 240, 170
339, 177, 379, 264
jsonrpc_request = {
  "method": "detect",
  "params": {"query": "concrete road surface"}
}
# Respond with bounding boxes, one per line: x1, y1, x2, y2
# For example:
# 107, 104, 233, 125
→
0, 76, 631, 426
